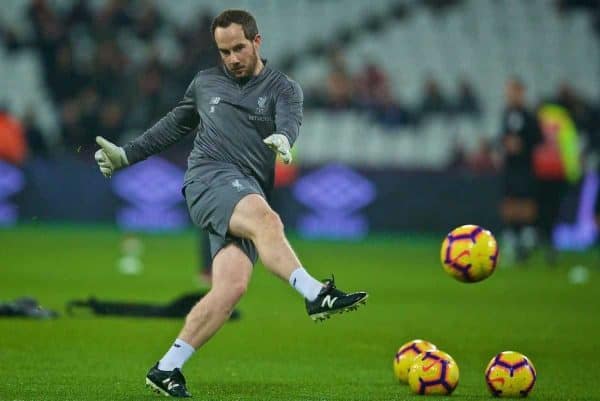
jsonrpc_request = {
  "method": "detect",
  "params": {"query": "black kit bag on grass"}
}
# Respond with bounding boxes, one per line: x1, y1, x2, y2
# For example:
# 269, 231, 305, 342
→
66, 291, 241, 320
0, 297, 58, 319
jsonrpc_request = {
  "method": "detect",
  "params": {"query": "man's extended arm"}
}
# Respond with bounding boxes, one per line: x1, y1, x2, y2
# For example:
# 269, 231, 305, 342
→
274, 78, 303, 146
263, 78, 303, 164
263, 80, 304, 164
123, 75, 201, 164
95, 75, 200, 177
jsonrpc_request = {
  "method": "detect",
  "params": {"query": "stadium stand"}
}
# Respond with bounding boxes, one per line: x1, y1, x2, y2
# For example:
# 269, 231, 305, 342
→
0, 0, 598, 168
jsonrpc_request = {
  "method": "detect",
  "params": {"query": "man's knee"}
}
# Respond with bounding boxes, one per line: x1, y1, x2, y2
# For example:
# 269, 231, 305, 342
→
259, 210, 284, 235
208, 278, 247, 313
242, 207, 285, 241
212, 249, 251, 305
230, 194, 283, 239
187, 277, 248, 319
228, 279, 248, 303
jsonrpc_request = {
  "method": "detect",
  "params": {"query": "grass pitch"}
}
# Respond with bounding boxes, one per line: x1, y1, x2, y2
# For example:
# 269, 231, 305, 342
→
1, 225, 599, 401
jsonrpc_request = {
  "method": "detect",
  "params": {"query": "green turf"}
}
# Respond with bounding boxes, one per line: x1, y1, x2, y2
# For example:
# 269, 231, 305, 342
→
1, 225, 599, 401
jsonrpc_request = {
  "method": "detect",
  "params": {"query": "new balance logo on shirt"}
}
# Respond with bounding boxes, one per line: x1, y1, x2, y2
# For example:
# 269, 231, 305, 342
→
321, 295, 338, 309
209, 96, 221, 113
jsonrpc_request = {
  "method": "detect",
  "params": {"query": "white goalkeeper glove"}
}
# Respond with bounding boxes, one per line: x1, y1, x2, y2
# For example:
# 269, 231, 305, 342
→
94, 136, 129, 178
263, 133, 292, 164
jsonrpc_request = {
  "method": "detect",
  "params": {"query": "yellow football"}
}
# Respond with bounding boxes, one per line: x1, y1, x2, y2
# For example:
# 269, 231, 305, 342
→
485, 351, 536, 397
408, 350, 459, 395
393, 339, 437, 383
441, 224, 499, 283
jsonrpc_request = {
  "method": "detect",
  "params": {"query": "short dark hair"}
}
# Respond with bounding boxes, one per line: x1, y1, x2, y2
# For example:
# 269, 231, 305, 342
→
211, 9, 259, 41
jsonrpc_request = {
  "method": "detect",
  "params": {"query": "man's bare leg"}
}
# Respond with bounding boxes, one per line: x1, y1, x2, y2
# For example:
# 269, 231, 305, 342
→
146, 244, 252, 397
178, 244, 252, 347
154, 244, 251, 370
228, 194, 368, 320
228, 194, 305, 278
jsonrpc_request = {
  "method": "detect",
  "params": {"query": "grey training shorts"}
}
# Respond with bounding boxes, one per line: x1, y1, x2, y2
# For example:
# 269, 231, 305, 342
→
183, 162, 265, 265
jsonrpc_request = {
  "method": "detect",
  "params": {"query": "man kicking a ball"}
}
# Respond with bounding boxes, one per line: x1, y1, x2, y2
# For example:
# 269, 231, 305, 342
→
94, 9, 368, 398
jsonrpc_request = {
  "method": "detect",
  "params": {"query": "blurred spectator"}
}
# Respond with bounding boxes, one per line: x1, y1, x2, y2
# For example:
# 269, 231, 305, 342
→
369, 88, 412, 128
92, 39, 128, 99
127, 58, 166, 128
552, 82, 594, 134
448, 145, 467, 170
0, 106, 27, 165
135, 4, 162, 41
66, 0, 93, 29
498, 78, 542, 264
548, 84, 595, 257
95, 0, 133, 34
174, 11, 217, 76
356, 63, 411, 127
61, 86, 101, 153
465, 138, 499, 173
22, 108, 49, 157
356, 62, 389, 104
324, 49, 354, 110
418, 76, 451, 120
28, 0, 65, 71
0, 28, 24, 53
47, 43, 84, 102
533, 104, 581, 265
98, 100, 126, 144
454, 78, 481, 117
60, 100, 85, 151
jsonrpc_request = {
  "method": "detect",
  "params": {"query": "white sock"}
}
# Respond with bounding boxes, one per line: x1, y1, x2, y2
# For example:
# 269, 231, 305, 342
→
158, 338, 195, 371
289, 267, 323, 301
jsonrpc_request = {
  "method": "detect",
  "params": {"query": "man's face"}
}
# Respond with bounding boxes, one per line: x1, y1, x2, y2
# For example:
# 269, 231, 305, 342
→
214, 24, 260, 78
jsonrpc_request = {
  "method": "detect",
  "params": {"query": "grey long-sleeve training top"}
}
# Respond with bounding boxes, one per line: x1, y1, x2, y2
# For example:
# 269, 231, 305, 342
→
123, 61, 303, 193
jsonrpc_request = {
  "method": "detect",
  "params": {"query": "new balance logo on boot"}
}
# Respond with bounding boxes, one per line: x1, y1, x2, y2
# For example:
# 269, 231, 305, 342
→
306, 276, 368, 321
146, 363, 191, 397
321, 295, 338, 309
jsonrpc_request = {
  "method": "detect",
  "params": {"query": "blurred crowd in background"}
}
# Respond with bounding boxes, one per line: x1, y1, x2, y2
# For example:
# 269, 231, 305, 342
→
307, 51, 484, 126
311, 50, 600, 133
0, 0, 598, 171
0, 0, 218, 159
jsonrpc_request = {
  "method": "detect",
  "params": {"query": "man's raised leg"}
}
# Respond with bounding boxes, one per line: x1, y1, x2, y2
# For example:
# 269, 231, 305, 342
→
228, 194, 368, 321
